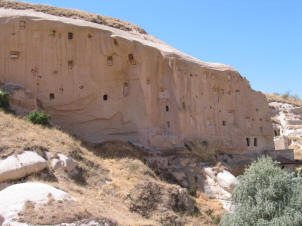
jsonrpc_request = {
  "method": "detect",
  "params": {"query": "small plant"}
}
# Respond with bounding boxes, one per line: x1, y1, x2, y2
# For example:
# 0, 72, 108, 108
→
187, 187, 197, 196
211, 215, 221, 225
127, 161, 141, 172
26, 110, 50, 125
282, 92, 289, 99
0, 89, 10, 109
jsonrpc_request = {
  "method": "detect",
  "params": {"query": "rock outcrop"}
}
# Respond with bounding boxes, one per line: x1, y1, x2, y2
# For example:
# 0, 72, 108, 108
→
0, 3, 274, 152
266, 95, 302, 158
50, 153, 77, 174
0, 182, 73, 225
0, 151, 47, 182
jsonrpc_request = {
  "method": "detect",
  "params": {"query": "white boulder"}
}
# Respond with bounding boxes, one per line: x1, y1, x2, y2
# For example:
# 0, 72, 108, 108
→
203, 167, 237, 211
203, 167, 237, 192
0, 151, 47, 183
0, 182, 73, 225
216, 170, 238, 192
51, 154, 77, 173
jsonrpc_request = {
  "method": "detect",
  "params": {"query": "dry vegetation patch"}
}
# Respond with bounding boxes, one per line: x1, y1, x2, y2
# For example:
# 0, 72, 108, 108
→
0, 109, 221, 225
265, 93, 302, 107
18, 199, 92, 225
0, 0, 147, 34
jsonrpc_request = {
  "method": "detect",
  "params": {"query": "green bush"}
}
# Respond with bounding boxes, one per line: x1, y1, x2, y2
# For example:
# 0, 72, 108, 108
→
187, 187, 197, 197
282, 92, 289, 99
0, 89, 10, 109
220, 157, 302, 226
26, 110, 50, 125
211, 215, 221, 225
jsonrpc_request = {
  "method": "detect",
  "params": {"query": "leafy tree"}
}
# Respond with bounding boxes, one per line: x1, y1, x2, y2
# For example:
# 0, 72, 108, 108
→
220, 157, 302, 226
26, 110, 50, 125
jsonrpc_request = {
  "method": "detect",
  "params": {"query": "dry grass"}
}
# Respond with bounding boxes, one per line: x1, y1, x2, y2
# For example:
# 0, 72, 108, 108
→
265, 93, 302, 107
288, 136, 302, 160
0, 110, 81, 159
0, 110, 220, 225
0, 0, 147, 34
18, 199, 92, 225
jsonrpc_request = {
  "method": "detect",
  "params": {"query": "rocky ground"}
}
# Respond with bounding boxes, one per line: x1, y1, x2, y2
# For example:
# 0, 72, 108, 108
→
0, 110, 235, 225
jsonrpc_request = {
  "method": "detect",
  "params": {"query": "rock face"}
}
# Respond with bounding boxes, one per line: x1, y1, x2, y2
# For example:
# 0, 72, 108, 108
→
0, 151, 47, 182
269, 101, 302, 153
0, 182, 73, 225
0, 6, 274, 151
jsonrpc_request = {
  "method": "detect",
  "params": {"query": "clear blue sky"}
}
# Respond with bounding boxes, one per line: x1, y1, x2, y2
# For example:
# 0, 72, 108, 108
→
22, 0, 302, 97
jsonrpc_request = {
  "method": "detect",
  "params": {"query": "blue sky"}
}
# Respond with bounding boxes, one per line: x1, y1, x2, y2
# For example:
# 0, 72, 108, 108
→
22, 0, 302, 97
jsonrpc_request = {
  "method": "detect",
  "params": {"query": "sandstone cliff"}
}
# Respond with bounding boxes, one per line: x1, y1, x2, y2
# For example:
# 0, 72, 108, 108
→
0, 2, 274, 152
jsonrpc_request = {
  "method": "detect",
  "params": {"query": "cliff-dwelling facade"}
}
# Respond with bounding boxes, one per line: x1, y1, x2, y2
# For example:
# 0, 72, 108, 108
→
0, 9, 275, 151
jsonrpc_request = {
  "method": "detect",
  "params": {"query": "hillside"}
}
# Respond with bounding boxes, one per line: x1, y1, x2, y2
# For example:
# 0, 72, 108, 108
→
0, 110, 224, 225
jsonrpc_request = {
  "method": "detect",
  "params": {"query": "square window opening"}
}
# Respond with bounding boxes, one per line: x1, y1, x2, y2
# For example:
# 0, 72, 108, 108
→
68, 32, 73, 40
49, 93, 55, 100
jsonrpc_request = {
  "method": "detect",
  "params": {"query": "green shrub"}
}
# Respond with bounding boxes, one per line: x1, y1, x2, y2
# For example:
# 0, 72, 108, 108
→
0, 89, 10, 109
220, 157, 302, 226
282, 92, 289, 99
211, 215, 221, 225
26, 110, 50, 125
187, 187, 197, 197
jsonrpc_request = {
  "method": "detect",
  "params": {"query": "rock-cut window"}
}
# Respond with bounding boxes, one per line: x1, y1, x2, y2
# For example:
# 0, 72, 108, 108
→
68, 32, 73, 40
107, 56, 113, 66
254, 138, 258, 147
128, 54, 136, 65
49, 93, 55, 100
246, 138, 250, 147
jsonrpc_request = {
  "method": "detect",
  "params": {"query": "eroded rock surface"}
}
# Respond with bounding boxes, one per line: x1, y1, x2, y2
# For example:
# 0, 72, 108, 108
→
0, 151, 47, 182
0, 6, 274, 151
268, 100, 302, 156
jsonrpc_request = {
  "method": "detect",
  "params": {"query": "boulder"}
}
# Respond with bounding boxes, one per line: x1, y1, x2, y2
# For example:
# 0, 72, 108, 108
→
203, 167, 237, 192
216, 170, 238, 192
0, 151, 47, 182
51, 154, 77, 173
0, 182, 73, 225
203, 167, 237, 211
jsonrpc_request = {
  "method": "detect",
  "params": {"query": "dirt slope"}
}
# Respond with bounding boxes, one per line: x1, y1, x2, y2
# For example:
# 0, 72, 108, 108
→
0, 110, 222, 225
